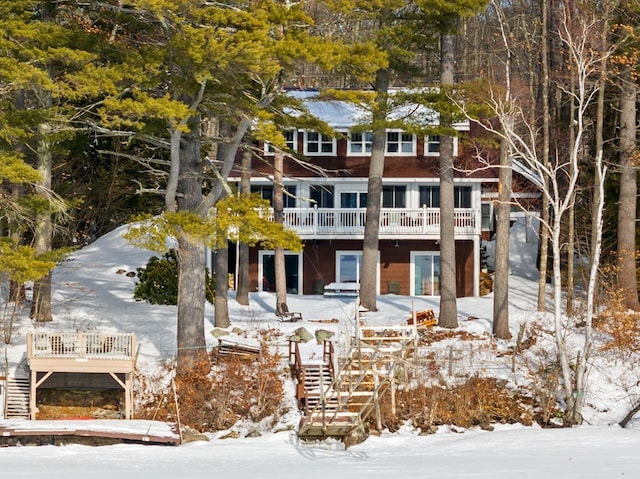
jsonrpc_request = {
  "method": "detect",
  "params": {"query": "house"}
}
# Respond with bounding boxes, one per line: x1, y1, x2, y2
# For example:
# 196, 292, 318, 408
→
227, 91, 540, 298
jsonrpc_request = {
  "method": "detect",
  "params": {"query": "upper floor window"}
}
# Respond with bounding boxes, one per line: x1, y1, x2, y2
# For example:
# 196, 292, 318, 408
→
304, 131, 335, 155
348, 131, 373, 154
264, 130, 297, 155
310, 185, 335, 208
382, 185, 406, 208
419, 185, 472, 208
386, 131, 415, 154
454, 186, 472, 208
425, 135, 440, 154
419, 186, 440, 208
251, 185, 297, 208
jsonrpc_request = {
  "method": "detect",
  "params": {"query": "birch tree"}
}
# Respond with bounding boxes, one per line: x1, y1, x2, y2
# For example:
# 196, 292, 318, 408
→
471, 4, 610, 423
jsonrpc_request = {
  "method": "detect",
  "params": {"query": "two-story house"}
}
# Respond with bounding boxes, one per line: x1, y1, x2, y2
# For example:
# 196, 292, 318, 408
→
227, 91, 538, 298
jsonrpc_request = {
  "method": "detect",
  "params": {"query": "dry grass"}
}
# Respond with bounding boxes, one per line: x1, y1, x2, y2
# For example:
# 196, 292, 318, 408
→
136, 329, 287, 432
379, 376, 534, 433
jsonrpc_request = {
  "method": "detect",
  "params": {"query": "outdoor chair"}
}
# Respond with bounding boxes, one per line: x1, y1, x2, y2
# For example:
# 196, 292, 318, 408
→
277, 303, 302, 322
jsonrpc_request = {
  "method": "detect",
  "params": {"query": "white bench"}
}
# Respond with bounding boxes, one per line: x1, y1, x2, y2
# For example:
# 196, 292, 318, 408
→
323, 282, 360, 297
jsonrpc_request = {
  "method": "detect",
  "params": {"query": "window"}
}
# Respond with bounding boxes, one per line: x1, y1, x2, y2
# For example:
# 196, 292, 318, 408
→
419, 186, 472, 208
337, 252, 362, 283
305, 131, 335, 155
259, 251, 302, 294
340, 192, 367, 208
382, 185, 406, 208
251, 185, 297, 208
454, 186, 472, 208
386, 131, 415, 154
425, 135, 440, 154
310, 185, 334, 208
349, 131, 373, 154
264, 130, 297, 154
411, 252, 440, 296
481, 203, 493, 231
419, 186, 440, 208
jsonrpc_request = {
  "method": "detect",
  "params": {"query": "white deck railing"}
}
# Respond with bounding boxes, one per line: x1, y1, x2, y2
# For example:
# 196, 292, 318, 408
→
264, 206, 478, 236
27, 332, 135, 360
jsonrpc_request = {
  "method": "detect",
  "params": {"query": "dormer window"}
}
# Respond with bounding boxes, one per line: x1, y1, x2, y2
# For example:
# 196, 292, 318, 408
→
264, 130, 297, 155
348, 131, 373, 154
386, 131, 415, 154
304, 131, 335, 155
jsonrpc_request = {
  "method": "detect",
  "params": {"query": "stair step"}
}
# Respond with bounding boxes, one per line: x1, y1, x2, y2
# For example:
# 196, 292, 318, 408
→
5, 375, 31, 418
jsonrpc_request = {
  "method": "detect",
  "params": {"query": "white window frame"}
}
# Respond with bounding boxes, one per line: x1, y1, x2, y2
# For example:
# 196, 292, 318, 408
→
258, 250, 303, 294
264, 130, 297, 155
335, 250, 380, 293
410, 251, 441, 296
303, 131, 336, 156
347, 131, 373, 155
424, 135, 459, 157
386, 130, 416, 155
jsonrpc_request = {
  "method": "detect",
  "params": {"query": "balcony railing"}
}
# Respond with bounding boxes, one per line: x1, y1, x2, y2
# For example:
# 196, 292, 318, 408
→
265, 207, 478, 237
27, 332, 135, 361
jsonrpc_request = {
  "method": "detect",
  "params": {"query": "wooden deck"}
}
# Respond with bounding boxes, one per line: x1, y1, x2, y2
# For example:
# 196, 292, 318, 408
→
0, 419, 181, 446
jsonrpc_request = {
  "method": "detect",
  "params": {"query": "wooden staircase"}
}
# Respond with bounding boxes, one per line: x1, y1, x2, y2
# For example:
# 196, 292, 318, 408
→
5, 374, 30, 419
292, 321, 418, 441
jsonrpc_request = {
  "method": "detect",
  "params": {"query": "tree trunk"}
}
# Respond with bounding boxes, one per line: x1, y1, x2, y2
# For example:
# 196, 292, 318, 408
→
236, 148, 252, 306
273, 150, 287, 313
537, 0, 550, 313
214, 244, 230, 328
177, 235, 208, 376
175, 126, 209, 375
360, 69, 390, 312
438, 33, 458, 328
31, 121, 53, 323
493, 138, 511, 339
617, 69, 639, 309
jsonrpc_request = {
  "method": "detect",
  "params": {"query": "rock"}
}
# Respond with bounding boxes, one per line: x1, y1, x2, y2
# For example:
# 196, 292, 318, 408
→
210, 328, 230, 338
245, 430, 262, 438
181, 427, 209, 443
315, 329, 335, 344
479, 421, 494, 431
288, 327, 313, 343
419, 425, 439, 435
343, 423, 369, 448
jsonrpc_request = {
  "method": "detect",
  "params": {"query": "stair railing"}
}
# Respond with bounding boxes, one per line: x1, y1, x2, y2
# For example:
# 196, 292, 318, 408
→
2, 348, 7, 419
299, 325, 419, 438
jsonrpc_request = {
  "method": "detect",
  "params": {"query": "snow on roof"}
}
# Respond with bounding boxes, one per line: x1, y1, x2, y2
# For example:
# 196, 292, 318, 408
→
285, 90, 468, 131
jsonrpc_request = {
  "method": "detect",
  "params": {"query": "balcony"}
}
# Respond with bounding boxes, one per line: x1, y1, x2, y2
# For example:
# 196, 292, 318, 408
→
27, 332, 136, 374
266, 207, 479, 239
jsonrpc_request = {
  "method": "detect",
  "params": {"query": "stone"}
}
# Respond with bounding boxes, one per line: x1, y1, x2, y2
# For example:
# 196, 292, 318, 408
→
315, 329, 335, 344
210, 328, 230, 338
288, 327, 313, 343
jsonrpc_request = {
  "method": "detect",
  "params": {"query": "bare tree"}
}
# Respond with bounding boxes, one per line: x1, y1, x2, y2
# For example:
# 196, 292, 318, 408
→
472, 4, 610, 424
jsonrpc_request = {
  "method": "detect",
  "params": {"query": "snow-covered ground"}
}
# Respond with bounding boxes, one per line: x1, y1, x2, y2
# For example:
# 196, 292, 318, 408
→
2, 219, 640, 478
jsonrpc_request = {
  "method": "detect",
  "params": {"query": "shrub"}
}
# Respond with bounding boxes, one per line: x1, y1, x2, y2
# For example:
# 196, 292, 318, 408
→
133, 249, 215, 305
376, 376, 534, 433
136, 330, 287, 432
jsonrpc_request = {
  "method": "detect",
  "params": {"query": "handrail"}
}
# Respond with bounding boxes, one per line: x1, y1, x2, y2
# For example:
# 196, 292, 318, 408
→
298, 325, 418, 438
27, 332, 135, 360
262, 206, 479, 236
2, 348, 7, 419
